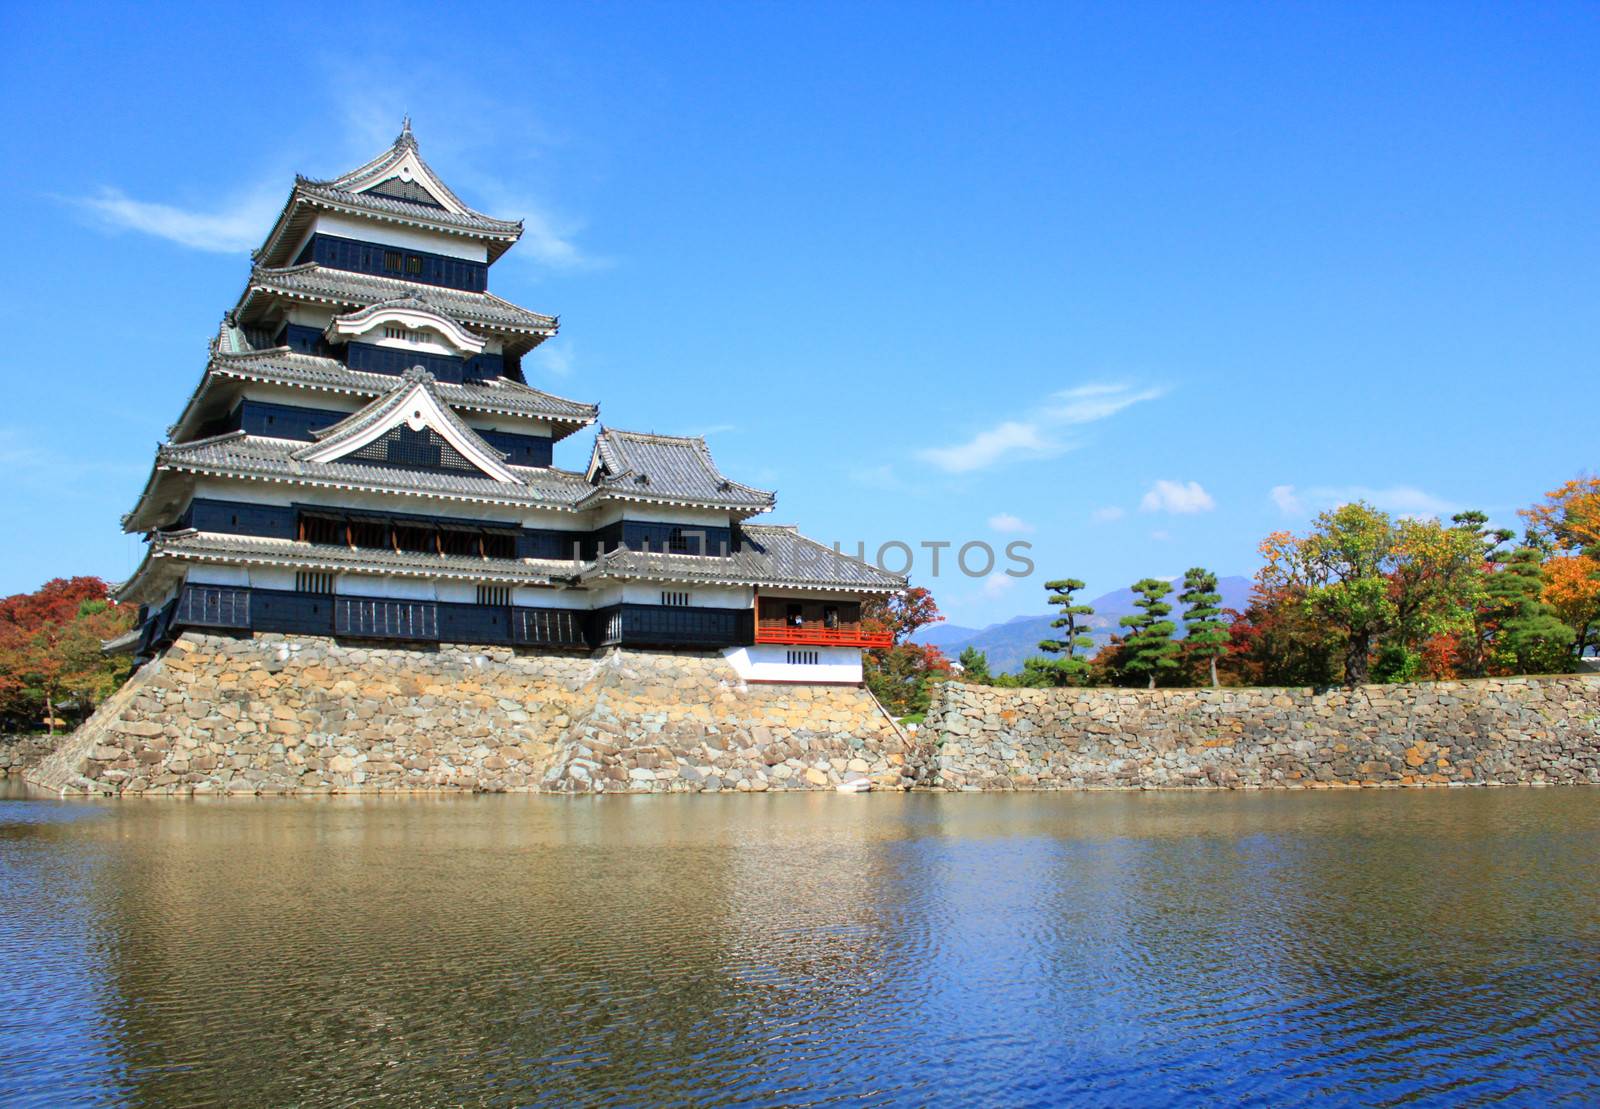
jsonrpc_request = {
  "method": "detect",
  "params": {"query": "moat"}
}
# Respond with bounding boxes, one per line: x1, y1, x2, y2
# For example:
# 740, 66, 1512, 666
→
3, 786, 1599, 1105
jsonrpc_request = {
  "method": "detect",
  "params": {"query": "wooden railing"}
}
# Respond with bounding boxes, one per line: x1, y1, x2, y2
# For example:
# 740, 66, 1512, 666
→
755, 622, 893, 649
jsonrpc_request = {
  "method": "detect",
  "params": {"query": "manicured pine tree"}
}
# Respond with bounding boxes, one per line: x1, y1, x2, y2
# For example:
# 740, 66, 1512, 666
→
1486, 548, 1574, 673
1179, 567, 1229, 688
1120, 578, 1182, 689
957, 645, 992, 684
1038, 578, 1096, 685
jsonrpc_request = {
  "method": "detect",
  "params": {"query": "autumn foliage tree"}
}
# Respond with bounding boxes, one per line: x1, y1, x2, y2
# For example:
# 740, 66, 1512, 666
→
861, 585, 950, 716
0, 577, 135, 732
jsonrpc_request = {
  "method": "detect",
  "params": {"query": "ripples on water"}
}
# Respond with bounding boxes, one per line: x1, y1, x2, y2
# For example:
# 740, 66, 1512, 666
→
2, 783, 1598, 1107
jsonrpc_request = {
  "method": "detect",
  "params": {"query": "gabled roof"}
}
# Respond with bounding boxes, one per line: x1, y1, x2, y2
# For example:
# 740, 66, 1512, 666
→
253, 121, 524, 266
586, 428, 775, 515
582, 524, 905, 593
293, 368, 518, 483
326, 295, 488, 355
239, 264, 556, 352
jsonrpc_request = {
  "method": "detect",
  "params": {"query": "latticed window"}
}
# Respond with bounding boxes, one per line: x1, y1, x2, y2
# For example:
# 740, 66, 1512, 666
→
661, 591, 690, 607
300, 515, 346, 545
349, 424, 477, 474
476, 585, 511, 606
668, 527, 690, 553
295, 571, 334, 594
384, 250, 402, 272
786, 650, 820, 665
383, 325, 407, 340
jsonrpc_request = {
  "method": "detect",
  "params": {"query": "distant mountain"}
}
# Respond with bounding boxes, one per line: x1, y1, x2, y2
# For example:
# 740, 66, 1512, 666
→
915, 576, 1253, 674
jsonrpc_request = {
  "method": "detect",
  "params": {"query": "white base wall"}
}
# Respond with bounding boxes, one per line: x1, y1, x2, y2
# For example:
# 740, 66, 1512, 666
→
722, 645, 862, 684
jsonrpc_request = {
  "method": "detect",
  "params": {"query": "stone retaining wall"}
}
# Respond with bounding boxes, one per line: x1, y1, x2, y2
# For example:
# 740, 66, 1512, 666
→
26, 632, 910, 796
918, 677, 1600, 790
0, 733, 62, 778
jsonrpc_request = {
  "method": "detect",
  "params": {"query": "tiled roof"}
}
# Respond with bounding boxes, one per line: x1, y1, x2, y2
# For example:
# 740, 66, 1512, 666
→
147, 530, 575, 584
129, 433, 596, 529
589, 428, 775, 512
206, 345, 598, 425
583, 524, 905, 592
242, 264, 557, 336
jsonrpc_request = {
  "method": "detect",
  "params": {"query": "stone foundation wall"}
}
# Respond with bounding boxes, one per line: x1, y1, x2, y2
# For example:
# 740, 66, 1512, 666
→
918, 677, 1600, 790
27, 632, 910, 796
0, 733, 63, 778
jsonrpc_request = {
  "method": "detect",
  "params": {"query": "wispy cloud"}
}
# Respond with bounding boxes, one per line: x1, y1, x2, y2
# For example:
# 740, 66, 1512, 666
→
917, 382, 1166, 474
529, 343, 575, 378
1269, 483, 1456, 519
1140, 479, 1216, 514
67, 64, 595, 268
1091, 505, 1127, 523
67, 185, 283, 253
987, 512, 1035, 534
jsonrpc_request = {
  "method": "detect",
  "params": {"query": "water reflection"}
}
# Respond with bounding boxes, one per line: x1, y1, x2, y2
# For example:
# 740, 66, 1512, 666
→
1, 788, 1598, 1106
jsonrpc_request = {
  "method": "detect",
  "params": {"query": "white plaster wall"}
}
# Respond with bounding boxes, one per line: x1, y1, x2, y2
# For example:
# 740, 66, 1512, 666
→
336, 576, 436, 600
619, 583, 750, 609
248, 568, 298, 591
513, 587, 592, 610
722, 645, 862, 684
184, 566, 250, 587
310, 213, 489, 262
591, 503, 732, 529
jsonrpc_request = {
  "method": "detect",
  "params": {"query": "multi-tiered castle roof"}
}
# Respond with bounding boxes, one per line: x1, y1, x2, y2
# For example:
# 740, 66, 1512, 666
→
115, 122, 901, 678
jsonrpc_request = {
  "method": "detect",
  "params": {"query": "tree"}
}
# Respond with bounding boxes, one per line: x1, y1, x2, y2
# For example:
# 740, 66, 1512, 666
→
1451, 510, 1515, 678
1520, 476, 1600, 559
861, 585, 951, 716
0, 578, 135, 732
1300, 502, 1399, 686
1485, 548, 1574, 673
1542, 554, 1600, 660
1220, 532, 1340, 687
1178, 567, 1229, 687
1119, 578, 1181, 688
957, 645, 992, 684
1036, 578, 1096, 686
1380, 516, 1485, 681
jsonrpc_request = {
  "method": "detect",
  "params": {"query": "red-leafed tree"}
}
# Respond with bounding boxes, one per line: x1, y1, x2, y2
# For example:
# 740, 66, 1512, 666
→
0, 577, 135, 732
862, 585, 950, 716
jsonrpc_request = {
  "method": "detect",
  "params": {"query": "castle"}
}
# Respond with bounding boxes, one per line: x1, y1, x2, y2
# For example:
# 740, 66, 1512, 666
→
113, 121, 904, 686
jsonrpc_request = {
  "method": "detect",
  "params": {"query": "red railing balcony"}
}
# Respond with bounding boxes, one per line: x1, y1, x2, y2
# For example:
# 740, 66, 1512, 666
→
755, 622, 893, 649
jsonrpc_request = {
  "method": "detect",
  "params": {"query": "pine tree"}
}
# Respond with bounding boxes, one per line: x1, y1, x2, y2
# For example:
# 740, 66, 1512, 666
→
1037, 578, 1095, 685
957, 645, 992, 684
1179, 567, 1229, 687
1120, 578, 1181, 688
1486, 548, 1574, 673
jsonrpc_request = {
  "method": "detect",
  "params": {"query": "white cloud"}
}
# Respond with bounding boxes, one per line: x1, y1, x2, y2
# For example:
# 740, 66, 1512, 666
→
916, 420, 1059, 474
68, 185, 283, 253
1270, 484, 1303, 515
1150, 529, 1173, 542
987, 513, 1034, 534
530, 343, 574, 378
1270, 483, 1455, 520
1091, 506, 1127, 523
916, 382, 1165, 474
981, 574, 1018, 599
1140, 479, 1216, 515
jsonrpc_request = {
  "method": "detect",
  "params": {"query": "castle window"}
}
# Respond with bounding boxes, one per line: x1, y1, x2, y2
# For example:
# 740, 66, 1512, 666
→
383, 325, 407, 341
476, 585, 510, 606
661, 591, 690, 607
786, 650, 820, 666
406, 255, 423, 275
668, 527, 691, 553
295, 571, 334, 595
384, 250, 402, 273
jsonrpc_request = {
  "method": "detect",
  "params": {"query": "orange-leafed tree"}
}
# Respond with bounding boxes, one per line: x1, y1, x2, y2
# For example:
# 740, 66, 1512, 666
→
1521, 476, 1600, 557
862, 585, 950, 716
1542, 553, 1600, 661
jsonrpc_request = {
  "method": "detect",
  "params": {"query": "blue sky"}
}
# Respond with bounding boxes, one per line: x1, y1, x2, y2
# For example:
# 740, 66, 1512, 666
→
1, 2, 1596, 629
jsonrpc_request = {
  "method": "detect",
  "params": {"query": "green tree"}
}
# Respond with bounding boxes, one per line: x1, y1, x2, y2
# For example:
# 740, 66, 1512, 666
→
1037, 578, 1095, 685
957, 645, 992, 684
1178, 567, 1229, 687
1451, 510, 1515, 677
1486, 548, 1574, 673
1120, 578, 1181, 688
1300, 502, 1399, 686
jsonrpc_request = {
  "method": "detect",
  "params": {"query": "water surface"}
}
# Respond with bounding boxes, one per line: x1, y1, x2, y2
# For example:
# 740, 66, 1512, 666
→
2, 784, 1598, 1106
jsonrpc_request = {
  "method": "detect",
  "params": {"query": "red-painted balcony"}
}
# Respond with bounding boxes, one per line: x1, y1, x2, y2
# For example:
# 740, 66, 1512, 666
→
754, 620, 893, 649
